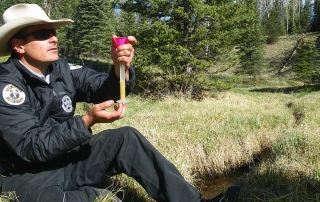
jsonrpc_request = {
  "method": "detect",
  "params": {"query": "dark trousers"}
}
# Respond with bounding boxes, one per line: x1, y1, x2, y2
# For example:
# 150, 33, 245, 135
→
1, 126, 201, 202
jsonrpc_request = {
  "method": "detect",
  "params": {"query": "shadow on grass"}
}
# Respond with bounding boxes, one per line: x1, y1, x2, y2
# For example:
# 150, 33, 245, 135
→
249, 84, 320, 94
205, 147, 320, 201
200, 148, 275, 200
230, 147, 320, 201
236, 166, 320, 202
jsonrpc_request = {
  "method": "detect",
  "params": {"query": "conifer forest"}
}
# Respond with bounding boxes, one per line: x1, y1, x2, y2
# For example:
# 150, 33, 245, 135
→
1, 0, 319, 97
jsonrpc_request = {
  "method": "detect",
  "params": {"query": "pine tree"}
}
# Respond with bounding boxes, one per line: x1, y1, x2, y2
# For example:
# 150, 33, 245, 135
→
236, 0, 266, 82
311, 0, 320, 31
118, 0, 243, 96
299, 0, 312, 32
262, 0, 284, 44
114, 8, 136, 38
73, 0, 115, 59
293, 40, 319, 85
46, 0, 79, 58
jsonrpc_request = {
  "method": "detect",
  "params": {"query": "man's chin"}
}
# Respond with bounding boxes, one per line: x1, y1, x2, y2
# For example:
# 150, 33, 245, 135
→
42, 57, 59, 65
49, 56, 59, 62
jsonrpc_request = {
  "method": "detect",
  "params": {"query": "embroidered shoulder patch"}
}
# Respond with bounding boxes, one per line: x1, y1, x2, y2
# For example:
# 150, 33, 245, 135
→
2, 84, 26, 105
61, 95, 73, 113
68, 63, 83, 70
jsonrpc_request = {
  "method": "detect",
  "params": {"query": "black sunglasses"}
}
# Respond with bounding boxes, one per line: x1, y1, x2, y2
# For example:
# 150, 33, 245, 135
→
18, 29, 57, 40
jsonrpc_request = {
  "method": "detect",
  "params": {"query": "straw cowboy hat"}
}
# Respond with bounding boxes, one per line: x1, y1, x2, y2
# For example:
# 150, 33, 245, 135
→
0, 3, 73, 56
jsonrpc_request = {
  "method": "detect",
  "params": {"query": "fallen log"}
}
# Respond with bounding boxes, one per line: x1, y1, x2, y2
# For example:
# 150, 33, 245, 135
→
279, 34, 305, 73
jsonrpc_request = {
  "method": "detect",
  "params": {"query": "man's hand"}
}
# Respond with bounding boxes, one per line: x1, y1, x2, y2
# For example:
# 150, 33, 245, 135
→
112, 35, 137, 80
82, 100, 126, 128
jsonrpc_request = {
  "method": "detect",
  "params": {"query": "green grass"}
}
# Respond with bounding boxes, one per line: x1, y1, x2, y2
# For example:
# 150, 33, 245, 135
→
0, 57, 8, 63
76, 86, 320, 201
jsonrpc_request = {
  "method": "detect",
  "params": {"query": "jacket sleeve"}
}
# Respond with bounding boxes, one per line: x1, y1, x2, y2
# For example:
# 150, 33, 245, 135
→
67, 62, 136, 103
0, 79, 92, 163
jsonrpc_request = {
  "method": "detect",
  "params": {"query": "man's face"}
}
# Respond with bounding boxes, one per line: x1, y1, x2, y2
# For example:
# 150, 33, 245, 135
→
15, 24, 59, 64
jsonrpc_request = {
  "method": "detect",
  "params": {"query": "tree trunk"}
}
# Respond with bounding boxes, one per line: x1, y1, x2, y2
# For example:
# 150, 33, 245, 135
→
279, 34, 305, 73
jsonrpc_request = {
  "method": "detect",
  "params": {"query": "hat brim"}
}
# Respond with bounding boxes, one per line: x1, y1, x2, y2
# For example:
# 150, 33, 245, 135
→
0, 17, 73, 56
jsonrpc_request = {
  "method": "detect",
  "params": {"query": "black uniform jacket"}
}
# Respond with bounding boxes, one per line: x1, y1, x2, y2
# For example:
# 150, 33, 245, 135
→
0, 57, 135, 174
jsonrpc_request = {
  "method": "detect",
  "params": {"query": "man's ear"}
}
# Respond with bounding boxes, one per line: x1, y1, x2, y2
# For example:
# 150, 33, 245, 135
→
11, 38, 25, 54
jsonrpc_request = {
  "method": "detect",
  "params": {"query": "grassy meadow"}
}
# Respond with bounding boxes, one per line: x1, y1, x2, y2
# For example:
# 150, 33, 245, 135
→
82, 87, 319, 202
1, 34, 320, 202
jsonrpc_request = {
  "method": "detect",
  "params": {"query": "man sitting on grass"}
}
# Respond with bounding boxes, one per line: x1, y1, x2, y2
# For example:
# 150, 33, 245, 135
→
0, 3, 239, 202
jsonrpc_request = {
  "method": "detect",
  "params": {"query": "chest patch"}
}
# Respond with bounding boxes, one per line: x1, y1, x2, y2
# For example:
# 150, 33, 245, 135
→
62, 95, 73, 113
2, 84, 26, 105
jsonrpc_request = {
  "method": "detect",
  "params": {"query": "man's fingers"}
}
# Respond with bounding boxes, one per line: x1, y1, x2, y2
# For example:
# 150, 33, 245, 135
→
120, 105, 126, 118
114, 103, 124, 112
97, 100, 115, 111
114, 103, 126, 119
127, 36, 137, 45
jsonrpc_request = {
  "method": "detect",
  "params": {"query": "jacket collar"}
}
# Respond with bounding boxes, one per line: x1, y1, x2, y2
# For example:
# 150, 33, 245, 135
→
10, 57, 62, 82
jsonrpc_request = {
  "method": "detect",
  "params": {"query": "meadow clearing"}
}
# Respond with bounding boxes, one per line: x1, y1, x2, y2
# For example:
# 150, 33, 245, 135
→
78, 86, 319, 202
